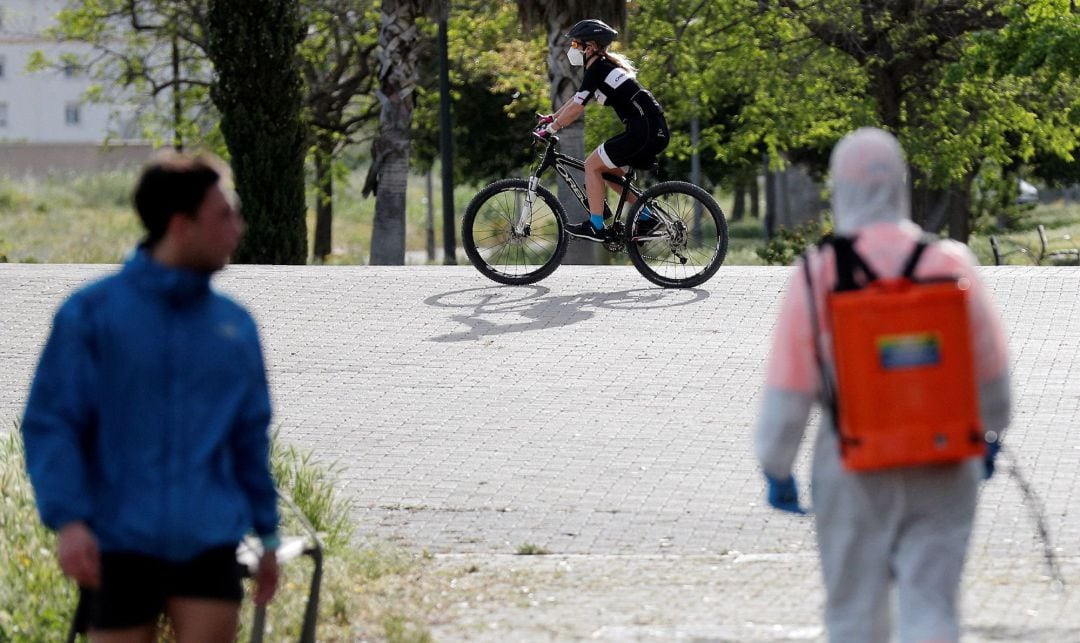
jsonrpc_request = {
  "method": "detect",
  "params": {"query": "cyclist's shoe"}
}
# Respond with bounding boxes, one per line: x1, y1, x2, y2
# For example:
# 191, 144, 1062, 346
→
566, 220, 607, 242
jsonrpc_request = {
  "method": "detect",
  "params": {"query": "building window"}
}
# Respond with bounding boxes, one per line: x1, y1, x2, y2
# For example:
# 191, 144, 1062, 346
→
0, 103, 8, 128
65, 103, 81, 125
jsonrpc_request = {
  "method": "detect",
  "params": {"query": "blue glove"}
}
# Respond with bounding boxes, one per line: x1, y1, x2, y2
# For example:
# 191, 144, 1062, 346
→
765, 474, 806, 514
984, 440, 1001, 480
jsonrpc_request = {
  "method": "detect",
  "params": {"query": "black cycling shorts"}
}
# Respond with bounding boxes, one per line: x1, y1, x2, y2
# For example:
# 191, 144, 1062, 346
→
74, 545, 244, 631
598, 114, 670, 170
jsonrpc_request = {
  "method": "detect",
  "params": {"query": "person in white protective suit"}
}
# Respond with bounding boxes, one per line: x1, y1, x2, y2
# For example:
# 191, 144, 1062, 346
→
755, 127, 1012, 643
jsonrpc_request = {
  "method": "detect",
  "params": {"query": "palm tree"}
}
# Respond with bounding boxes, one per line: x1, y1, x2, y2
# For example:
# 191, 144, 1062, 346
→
366, 0, 446, 265
516, 1, 627, 264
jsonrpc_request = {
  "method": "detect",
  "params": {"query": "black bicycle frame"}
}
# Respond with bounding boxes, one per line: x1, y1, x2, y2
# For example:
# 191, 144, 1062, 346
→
532, 134, 643, 223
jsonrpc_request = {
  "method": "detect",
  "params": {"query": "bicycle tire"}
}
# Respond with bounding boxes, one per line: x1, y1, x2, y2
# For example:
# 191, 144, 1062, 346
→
624, 181, 729, 288
462, 178, 568, 285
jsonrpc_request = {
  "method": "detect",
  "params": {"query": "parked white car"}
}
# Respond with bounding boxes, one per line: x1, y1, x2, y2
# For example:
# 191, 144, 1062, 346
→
1017, 179, 1039, 204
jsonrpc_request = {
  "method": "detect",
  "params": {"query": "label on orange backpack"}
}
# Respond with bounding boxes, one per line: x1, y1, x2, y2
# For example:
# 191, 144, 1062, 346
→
828, 277, 985, 472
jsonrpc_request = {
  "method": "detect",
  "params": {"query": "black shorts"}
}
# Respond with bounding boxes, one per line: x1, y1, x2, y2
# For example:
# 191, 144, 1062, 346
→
75, 545, 244, 631
598, 114, 670, 170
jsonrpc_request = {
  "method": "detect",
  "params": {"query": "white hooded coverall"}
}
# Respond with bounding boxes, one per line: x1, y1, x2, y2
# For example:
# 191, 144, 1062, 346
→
755, 128, 1012, 643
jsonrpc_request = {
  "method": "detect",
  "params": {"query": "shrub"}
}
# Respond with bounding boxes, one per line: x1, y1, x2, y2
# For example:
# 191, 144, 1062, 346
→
1, 425, 431, 641
756, 218, 832, 266
0, 430, 76, 639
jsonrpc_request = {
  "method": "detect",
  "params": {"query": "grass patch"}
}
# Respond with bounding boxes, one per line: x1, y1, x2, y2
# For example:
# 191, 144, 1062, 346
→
0, 430, 75, 638
0, 424, 432, 641
515, 543, 551, 556
0, 173, 142, 263
970, 201, 1080, 266
2, 169, 1077, 267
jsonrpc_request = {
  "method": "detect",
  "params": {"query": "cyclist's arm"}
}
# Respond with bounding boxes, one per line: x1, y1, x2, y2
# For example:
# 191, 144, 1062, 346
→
551, 102, 584, 131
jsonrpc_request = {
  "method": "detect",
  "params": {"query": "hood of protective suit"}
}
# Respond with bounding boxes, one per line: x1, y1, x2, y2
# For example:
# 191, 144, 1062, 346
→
829, 127, 910, 234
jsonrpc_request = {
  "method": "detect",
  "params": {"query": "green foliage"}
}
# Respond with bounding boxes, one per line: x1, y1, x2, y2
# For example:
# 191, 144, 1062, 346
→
47, 1, 222, 151
412, 2, 548, 185
756, 219, 832, 266
270, 438, 354, 551
0, 172, 143, 263
382, 614, 434, 643
298, 0, 381, 153
207, 0, 308, 264
1, 423, 432, 640
515, 542, 551, 556
971, 164, 1037, 234
0, 430, 76, 638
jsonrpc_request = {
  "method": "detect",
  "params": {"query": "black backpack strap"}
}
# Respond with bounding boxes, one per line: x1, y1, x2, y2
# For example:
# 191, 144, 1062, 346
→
900, 235, 935, 280
800, 248, 840, 433
828, 235, 878, 291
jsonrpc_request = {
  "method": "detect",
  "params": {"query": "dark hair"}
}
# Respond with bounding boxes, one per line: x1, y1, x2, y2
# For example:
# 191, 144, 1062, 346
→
133, 152, 227, 247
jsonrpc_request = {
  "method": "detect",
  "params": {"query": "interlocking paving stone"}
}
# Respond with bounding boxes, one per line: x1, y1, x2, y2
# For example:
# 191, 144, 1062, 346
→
1, 263, 1077, 640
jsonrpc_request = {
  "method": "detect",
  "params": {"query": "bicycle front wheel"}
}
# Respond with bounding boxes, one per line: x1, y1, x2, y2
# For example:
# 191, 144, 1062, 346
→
462, 179, 568, 285
625, 181, 729, 288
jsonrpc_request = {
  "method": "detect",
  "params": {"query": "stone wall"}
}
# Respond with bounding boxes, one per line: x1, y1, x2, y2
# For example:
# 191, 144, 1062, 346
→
0, 142, 156, 177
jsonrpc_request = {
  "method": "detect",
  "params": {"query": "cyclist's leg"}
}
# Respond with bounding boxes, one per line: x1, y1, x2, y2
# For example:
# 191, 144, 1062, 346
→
601, 166, 633, 206
600, 119, 666, 212
584, 149, 613, 217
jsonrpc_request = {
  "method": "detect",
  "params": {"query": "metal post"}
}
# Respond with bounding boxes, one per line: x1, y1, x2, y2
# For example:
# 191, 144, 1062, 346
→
691, 111, 702, 242
438, 18, 457, 264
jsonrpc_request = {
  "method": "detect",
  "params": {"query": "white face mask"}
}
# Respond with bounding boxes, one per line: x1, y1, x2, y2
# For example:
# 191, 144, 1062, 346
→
566, 47, 585, 67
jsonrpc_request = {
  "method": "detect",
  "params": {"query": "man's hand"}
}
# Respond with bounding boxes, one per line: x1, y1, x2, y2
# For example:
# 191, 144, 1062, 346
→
253, 551, 280, 606
57, 521, 100, 588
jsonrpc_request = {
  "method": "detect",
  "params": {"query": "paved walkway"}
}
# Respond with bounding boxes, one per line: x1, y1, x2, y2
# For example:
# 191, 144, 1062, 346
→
1, 264, 1077, 641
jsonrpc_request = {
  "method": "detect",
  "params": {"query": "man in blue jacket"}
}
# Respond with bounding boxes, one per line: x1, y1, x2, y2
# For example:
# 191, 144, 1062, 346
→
22, 151, 280, 641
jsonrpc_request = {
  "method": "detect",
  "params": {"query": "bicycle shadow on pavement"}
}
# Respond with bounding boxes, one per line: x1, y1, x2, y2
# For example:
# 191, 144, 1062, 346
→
424, 285, 710, 343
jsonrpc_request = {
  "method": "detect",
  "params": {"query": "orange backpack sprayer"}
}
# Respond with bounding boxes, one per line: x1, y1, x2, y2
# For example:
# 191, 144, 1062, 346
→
804, 236, 985, 472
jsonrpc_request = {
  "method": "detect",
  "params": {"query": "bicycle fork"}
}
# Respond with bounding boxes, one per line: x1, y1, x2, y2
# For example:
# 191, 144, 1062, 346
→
513, 175, 541, 237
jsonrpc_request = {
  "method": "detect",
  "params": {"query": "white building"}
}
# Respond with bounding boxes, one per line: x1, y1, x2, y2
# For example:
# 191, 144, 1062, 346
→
0, 0, 130, 144
0, 1, 151, 174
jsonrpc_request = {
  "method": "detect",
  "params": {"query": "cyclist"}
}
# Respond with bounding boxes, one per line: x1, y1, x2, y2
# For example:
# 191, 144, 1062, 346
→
538, 19, 669, 242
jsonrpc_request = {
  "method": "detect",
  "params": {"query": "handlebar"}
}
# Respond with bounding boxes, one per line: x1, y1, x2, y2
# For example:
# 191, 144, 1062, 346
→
532, 129, 558, 143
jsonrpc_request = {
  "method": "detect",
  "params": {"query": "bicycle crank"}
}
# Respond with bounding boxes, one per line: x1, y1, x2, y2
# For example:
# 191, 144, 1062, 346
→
603, 222, 626, 253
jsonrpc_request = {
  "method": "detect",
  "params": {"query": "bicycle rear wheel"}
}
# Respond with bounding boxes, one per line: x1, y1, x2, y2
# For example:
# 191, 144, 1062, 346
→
462, 178, 568, 285
625, 181, 728, 288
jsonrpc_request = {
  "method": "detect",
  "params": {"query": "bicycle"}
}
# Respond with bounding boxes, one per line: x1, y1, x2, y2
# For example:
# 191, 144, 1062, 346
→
461, 130, 729, 288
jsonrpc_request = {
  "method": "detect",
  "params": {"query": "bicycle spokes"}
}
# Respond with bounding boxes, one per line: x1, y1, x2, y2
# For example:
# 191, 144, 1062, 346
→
626, 182, 728, 288
462, 179, 569, 286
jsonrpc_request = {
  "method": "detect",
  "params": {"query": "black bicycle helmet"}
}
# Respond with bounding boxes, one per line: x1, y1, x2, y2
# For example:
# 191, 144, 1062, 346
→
565, 19, 617, 46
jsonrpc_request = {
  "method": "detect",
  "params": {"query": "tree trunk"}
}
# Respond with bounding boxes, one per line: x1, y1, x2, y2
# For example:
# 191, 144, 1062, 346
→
369, 3, 422, 265
426, 169, 436, 262
764, 157, 777, 237
910, 169, 976, 242
312, 134, 335, 262
207, 0, 307, 264
750, 174, 760, 219
731, 180, 746, 221
546, 21, 595, 265
947, 171, 978, 243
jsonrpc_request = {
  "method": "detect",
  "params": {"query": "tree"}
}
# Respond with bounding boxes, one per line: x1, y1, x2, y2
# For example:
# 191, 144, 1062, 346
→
651, 0, 1079, 242
300, 1, 381, 262
206, 0, 307, 264
364, 0, 445, 265
40, 1, 218, 149
967, 2, 1080, 192
412, 1, 548, 185
51, 0, 386, 263
516, 1, 627, 265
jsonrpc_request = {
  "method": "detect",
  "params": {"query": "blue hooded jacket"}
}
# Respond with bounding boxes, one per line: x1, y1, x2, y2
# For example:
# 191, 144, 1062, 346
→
22, 249, 279, 561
